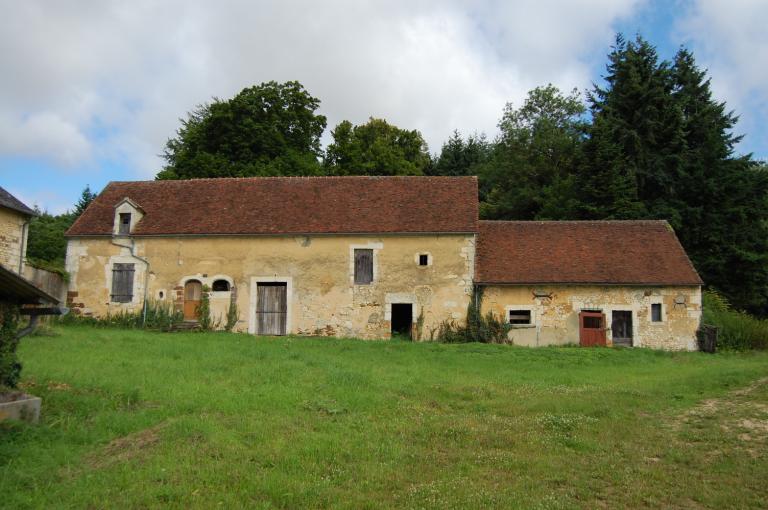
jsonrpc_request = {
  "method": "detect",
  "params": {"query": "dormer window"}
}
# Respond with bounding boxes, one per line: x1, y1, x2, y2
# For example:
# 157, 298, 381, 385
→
119, 213, 131, 235
113, 197, 144, 236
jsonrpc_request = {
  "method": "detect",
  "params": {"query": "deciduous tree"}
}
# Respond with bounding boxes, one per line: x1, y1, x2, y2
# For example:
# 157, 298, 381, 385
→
157, 81, 327, 179
324, 118, 430, 176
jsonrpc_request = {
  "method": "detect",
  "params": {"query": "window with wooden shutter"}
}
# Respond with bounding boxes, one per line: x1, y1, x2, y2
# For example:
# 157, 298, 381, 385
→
111, 263, 135, 303
354, 249, 373, 285
508, 310, 531, 325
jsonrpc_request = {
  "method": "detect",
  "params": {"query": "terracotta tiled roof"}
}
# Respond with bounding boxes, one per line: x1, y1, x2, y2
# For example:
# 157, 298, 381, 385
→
476, 220, 703, 285
66, 176, 478, 236
0, 186, 35, 216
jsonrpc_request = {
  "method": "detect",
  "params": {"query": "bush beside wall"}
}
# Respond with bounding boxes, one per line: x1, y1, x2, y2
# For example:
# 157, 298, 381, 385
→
703, 291, 768, 350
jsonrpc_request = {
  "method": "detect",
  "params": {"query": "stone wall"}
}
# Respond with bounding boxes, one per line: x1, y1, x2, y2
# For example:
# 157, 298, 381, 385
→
0, 207, 28, 273
22, 265, 66, 304
480, 284, 702, 350
65, 234, 475, 338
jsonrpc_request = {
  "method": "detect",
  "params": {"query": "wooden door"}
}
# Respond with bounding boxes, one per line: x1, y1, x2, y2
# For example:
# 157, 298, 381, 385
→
183, 280, 202, 320
579, 311, 606, 347
256, 283, 287, 335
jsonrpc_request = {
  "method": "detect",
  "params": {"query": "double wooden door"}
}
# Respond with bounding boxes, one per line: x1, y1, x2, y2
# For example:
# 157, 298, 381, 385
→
256, 283, 287, 335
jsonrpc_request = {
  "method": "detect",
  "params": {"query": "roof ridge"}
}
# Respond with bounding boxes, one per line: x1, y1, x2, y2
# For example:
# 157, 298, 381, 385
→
109, 175, 478, 185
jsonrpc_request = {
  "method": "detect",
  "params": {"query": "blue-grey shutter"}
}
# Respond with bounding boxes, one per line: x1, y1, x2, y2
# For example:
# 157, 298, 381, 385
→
111, 263, 135, 302
354, 249, 373, 284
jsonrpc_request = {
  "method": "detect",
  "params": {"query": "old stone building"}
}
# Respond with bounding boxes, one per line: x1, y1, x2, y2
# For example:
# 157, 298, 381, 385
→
65, 177, 476, 339
476, 221, 703, 350
65, 176, 703, 349
0, 186, 35, 274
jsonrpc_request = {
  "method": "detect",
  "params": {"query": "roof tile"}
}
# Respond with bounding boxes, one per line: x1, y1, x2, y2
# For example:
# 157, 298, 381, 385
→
476, 220, 703, 285
67, 176, 479, 236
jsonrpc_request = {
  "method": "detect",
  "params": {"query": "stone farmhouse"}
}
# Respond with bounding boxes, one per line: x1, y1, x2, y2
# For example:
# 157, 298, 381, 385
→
64, 176, 703, 349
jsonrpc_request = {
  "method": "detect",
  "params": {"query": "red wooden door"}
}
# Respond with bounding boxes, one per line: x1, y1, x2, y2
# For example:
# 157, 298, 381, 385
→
579, 311, 606, 347
183, 280, 202, 321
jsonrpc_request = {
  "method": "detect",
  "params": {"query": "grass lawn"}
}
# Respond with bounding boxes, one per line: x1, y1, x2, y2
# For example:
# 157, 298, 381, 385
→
2, 326, 768, 509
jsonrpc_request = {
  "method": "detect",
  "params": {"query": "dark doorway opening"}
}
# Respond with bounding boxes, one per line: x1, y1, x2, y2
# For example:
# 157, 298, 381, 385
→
391, 303, 413, 340
611, 310, 633, 347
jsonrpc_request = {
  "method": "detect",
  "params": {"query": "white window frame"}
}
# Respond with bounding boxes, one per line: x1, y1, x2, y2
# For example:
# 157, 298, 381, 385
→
504, 305, 536, 329
415, 252, 432, 268
349, 242, 382, 286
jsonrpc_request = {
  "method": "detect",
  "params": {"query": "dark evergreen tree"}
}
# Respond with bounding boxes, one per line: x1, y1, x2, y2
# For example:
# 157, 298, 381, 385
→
671, 49, 768, 314
430, 130, 491, 177
579, 35, 685, 221
73, 185, 97, 217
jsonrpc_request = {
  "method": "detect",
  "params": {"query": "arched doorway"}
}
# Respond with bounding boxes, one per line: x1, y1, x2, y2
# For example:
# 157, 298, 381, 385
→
183, 280, 202, 321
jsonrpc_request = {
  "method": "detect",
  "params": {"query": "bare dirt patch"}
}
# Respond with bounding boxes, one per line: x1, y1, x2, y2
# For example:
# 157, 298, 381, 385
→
87, 423, 166, 470
679, 377, 768, 447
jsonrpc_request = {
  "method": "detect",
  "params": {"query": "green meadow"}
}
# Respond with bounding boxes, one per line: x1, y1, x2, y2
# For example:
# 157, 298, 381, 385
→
2, 326, 767, 509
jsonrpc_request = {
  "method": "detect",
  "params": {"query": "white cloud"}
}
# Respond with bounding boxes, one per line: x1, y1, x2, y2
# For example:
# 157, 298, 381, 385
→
0, 112, 91, 167
678, 0, 768, 155
0, 0, 642, 177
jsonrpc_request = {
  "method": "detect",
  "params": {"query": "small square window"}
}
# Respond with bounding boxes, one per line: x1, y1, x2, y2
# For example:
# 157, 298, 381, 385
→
119, 213, 131, 235
509, 310, 531, 325
651, 303, 662, 322
419, 254, 429, 266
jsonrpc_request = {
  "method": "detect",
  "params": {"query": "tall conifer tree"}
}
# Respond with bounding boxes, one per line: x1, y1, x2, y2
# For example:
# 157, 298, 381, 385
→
671, 49, 768, 313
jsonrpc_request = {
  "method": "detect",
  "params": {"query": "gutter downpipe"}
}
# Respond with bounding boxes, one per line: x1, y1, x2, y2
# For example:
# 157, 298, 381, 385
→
19, 218, 29, 274
110, 236, 151, 327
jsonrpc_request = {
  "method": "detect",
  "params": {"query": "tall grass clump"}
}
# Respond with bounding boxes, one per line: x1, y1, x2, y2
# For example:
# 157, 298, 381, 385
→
224, 297, 240, 332
703, 290, 768, 350
432, 287, 510, 343
196, 285, 214, 331
59, 300, 183, 331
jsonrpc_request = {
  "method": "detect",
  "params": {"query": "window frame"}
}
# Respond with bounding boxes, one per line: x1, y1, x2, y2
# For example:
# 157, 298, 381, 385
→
508, 309, 532, 325
211, 279, 231, 292
504, 305, 535, 328
353, 248, 374, 285
118, 213, 131, 235
650, 302, 663, 323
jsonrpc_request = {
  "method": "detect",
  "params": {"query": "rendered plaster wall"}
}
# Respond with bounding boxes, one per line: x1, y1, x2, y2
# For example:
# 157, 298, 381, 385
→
480, 285, 702, 350
0, 207, 28, 273
65, 234, 475, 339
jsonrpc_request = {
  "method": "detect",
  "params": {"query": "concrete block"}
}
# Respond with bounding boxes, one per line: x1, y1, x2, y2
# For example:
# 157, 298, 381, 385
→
0, 393, 41, 424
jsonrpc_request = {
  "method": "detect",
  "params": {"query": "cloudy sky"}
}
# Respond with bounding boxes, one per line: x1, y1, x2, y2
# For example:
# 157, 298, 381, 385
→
1, 0, 766, 213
